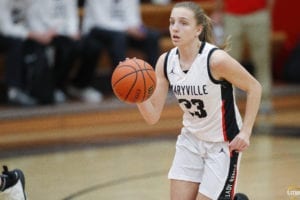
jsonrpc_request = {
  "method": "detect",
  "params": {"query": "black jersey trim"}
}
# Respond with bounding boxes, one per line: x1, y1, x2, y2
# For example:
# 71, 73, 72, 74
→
221, 83, 240, 142
207, 48, 227, 85
199, 41, 206, 54
163, 51, 171, 83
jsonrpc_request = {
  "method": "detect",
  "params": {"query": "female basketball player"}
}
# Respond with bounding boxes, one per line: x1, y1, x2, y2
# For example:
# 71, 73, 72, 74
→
136, 2, 261, 200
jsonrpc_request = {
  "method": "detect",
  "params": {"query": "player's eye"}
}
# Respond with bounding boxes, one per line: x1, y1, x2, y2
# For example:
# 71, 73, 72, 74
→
180, 20, 188, 25
169, 19, 175, 25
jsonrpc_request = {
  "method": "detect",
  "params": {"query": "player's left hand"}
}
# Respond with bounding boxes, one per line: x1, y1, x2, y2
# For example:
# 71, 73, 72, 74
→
229, 132, 250, 152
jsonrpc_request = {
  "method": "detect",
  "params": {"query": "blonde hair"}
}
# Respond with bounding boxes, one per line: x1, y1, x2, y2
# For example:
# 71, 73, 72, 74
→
173, 1, 229, 50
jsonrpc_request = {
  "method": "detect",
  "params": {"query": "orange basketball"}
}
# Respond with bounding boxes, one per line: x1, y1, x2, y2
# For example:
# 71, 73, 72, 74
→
111, 58, 156, 103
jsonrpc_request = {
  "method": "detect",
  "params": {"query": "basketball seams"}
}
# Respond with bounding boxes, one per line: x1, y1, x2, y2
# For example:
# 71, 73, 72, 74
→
141, 61, 156, 101
112, 64, 137, 80
125, 72, 138, 101
112, 63, 141, 102
142, 67, 156, 84
112, 64, 152, 86
112, 70, 137, 87
133, 59, 147, 101
111, 58, 156, 103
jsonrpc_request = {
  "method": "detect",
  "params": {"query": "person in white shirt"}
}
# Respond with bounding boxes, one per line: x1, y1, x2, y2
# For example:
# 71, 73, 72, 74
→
0, 0, 38, 106
25, 0, 83, 104
71, 0, 160, 97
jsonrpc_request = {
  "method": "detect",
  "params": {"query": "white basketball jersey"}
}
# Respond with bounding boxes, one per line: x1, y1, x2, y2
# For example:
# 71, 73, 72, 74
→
164, 42, 242, 142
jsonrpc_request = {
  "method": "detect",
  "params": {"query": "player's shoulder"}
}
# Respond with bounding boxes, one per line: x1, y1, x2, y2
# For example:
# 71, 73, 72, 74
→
156, 52, 168, 67
209, 48, 231, 66
155, 50, 174, 81
209, 47, 241, 80
157, 48, 175, 66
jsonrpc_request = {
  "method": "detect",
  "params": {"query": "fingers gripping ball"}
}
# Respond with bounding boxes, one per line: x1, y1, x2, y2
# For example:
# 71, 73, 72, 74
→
111, 58, 156, 103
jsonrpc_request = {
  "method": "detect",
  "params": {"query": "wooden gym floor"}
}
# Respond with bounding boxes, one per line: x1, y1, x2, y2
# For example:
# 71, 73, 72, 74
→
0, 84, 299, 200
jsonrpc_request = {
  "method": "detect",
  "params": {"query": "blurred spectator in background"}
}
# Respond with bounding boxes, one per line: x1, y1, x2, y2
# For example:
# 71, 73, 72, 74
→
78, 0, 85, 7
69, 0, 160, 100
150, 0, 171, 4
0, 0, 37, 106
26, 0, 80, 104
283, 38, 300, 83
140, 0, 171, 4
212, 0, 274, 114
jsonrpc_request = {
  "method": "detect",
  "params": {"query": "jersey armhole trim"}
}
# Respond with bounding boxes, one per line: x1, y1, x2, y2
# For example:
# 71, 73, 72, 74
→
163, 51, 171, 83
207, 48, 227, 85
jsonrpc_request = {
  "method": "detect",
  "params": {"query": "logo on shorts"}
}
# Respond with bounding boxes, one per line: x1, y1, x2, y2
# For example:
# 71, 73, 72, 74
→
219, 148, 225, 154
287, 185, 300, 200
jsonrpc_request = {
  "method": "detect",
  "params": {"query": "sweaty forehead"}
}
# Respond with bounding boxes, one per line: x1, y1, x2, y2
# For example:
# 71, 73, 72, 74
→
170, 7, 195, 20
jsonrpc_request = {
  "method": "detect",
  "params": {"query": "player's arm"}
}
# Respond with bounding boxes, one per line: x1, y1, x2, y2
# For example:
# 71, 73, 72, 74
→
136, 53, 170, 125
210, 50, 262, 151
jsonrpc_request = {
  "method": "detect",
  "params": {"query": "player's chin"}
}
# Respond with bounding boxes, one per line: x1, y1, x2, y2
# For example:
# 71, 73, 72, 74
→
171, 39, 180, 46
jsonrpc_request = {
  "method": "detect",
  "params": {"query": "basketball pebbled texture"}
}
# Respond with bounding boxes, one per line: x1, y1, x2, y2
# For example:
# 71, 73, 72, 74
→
111, 58, 156, 103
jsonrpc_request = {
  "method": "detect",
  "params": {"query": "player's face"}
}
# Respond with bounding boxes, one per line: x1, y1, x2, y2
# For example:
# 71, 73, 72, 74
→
169, 7, 202, 47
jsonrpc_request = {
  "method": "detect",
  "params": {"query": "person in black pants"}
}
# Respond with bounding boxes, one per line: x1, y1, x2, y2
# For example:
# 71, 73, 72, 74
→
0, 35, 38, 106
25, 0, 82, 104
70, 0, 160, 98
0, 0, 39, 106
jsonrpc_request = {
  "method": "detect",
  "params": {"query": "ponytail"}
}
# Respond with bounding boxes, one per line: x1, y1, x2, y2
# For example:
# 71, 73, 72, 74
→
198, 14, 215, 44
200, 14, 231, 51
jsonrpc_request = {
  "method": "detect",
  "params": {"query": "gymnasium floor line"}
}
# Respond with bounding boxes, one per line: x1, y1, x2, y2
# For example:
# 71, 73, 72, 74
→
61, 170, 167, 200
1, 134, 299, 200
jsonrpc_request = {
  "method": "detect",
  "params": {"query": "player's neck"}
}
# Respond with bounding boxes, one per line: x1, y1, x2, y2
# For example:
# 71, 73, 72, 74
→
178, 41, 201, 70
